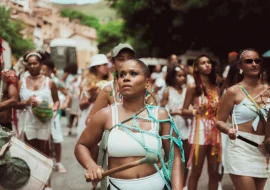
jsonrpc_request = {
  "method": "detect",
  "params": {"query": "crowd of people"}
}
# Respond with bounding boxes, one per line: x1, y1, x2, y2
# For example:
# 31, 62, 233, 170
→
1, 35, 270, 190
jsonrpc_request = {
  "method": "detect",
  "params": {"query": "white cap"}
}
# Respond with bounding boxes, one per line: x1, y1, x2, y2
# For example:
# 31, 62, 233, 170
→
89, 54, 108, 68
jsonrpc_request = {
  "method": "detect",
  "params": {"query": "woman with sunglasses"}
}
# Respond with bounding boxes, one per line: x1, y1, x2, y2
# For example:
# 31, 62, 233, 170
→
216, 49, 270, 190
182, 55, 220, 190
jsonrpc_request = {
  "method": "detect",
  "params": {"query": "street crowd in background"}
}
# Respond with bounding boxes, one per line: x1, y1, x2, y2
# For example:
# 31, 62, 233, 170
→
2, 37, 270, 190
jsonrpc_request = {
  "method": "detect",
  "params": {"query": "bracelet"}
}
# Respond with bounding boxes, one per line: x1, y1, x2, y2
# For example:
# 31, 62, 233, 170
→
192, 109, 197, 116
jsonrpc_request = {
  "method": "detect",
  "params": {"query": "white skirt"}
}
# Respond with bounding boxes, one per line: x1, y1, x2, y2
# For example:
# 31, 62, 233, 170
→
224, 131, 270, 178
109, 171, 165, 190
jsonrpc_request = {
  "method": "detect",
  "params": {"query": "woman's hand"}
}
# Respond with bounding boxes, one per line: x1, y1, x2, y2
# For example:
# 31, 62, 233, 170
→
258, 143, 267, 155
227, 128, 237, 140
170, 110, 182, 116
26, 96, 39, 107
88, 88, 99, 103
85, 163, 104, 187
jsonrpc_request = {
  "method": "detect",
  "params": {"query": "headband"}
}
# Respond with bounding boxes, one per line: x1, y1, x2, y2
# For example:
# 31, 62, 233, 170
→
238, 50, 249, 61
175, 66, 185, 72
26, 52, 41, 60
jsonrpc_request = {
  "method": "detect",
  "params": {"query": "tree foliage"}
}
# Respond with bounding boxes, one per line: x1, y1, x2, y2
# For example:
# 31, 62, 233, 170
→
97, 20, 125, 54
0, 6, 34, 58
107, 0, 270, 59
61, 8, 125, 54
60, 9, 100, 30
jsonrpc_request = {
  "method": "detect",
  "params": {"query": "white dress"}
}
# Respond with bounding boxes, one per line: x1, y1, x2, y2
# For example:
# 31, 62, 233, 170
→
76, 90, 93, 139
165, 87, 190, 140
19, 76, 53, 140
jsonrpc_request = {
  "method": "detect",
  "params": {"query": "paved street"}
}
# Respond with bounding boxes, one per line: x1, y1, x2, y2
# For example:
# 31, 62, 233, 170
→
52, 117, 234, 190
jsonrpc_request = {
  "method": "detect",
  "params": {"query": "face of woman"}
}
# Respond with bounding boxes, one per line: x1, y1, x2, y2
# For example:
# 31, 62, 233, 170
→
27, 56, 41, 76
239, 50, 262, 77
96, 64, 108, 77
117, 60, 149, 98
40, 65, 52, 77
175, 69, 186, 86
114, 50, 135, 71
196, 56, 212, 75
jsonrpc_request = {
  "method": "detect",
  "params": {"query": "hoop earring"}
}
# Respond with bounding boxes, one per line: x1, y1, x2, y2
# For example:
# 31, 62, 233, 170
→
239, 69, 243, 74
118, 93, 122, 99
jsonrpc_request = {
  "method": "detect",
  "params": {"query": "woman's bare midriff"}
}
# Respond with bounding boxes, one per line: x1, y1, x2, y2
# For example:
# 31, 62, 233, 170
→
236, 119, 265, 136
108, 156, 162, 179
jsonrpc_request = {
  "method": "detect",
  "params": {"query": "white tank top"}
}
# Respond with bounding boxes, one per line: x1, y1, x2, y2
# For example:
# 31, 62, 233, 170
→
107, 105, 161, 157
20, 76, 53, 127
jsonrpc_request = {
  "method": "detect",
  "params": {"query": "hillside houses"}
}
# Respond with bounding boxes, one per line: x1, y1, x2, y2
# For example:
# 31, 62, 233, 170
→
0, 0, 98, 68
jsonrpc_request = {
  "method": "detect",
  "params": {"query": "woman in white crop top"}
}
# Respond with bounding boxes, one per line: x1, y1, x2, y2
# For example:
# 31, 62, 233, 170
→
75, 59, 184, 190
216, 49, 270, 190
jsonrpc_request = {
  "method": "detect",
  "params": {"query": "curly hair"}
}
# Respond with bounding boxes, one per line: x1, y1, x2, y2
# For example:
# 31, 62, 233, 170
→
193, 55, 217, 96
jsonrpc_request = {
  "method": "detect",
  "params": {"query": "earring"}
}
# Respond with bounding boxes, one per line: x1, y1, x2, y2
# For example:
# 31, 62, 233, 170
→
239, 69, 243, 74
146, 89, 149, 96
118, 93, 122, 99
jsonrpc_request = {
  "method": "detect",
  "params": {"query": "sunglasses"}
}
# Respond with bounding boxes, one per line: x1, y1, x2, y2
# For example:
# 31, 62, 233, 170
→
244, 58, 262, 64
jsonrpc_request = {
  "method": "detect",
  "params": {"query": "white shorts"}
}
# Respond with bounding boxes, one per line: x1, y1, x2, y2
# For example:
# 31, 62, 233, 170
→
224, 131, 269, 178
51, 113, 64, 143
109, 171, 165, 190
22, 110, 52, 141
24, 124, 51, 141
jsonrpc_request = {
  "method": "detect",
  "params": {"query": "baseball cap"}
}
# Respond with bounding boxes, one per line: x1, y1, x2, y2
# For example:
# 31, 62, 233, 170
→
89, 54, 108, 68
112, 43, 135, 58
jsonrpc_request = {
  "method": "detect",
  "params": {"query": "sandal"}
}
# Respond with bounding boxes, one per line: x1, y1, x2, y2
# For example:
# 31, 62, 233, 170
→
56, 163, 67, 173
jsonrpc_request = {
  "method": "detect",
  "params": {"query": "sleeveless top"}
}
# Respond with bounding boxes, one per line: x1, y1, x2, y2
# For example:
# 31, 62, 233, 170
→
102, 104, 184, 190
165, 87, 189, 140
232, 87, 270, 131
20, 76, 53, 128
107, 104, 160, 157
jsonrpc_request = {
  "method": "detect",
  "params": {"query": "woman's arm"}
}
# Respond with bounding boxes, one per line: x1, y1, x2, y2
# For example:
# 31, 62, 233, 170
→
264, 111, 270, 153
16, 80, 30, 109
58, 87, 70, 110
181, 84, 196, 117
160, 87, 169, 107
159, 108, 183, 189
75, 108, 109, 182
85, 85, 111, 125
216, 87, 237, 138
50, 80, 60, 111
79, 89, 91, 110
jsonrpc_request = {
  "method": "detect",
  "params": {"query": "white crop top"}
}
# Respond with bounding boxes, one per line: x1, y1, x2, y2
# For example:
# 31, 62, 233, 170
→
232, 97, 270, 131
107, 105, 161, 157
